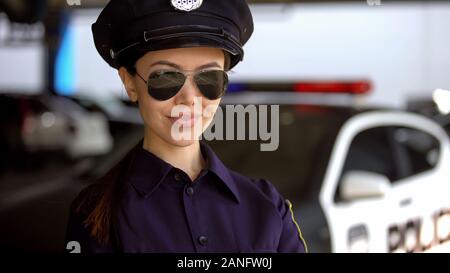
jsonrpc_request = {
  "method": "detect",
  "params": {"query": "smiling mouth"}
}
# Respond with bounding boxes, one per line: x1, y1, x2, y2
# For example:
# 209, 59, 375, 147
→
169, 113, 202, 128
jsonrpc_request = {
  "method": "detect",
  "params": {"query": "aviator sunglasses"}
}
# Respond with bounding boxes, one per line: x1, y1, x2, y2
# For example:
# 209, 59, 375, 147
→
136, 69, 229, 101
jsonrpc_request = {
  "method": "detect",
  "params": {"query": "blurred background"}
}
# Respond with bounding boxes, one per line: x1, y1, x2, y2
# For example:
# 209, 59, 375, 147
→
1, 0, 450, 253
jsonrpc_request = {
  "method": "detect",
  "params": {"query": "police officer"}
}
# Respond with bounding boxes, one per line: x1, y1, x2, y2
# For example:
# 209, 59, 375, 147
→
65, 0, 307, 253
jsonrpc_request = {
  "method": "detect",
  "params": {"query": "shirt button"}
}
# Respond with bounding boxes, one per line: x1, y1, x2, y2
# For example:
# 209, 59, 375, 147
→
186, 186, 194, 196
198, 236, 208, 246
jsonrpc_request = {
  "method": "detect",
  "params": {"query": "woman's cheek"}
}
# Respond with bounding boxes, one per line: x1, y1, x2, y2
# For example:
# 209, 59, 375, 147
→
140, 101, 163, 129
204, 100, 220, 113
200, 102, 218, 130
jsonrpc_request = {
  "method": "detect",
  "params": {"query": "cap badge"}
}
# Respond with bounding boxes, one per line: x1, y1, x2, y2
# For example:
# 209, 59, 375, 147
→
171, 0, 203, 12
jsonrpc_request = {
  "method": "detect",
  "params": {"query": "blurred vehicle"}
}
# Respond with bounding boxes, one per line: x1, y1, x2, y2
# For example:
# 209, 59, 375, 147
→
0, 93, 113, 170
208, 84, 450, 253
433, 114, 450, 137
407, 91, 450, 137
0, 93, 143, 252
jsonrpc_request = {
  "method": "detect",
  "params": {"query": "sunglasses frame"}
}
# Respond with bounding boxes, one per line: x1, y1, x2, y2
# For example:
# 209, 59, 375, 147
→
135, 68, 229, 101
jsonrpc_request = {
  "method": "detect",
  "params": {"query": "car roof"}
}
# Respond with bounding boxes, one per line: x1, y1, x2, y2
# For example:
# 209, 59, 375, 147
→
221, 92, 388, 114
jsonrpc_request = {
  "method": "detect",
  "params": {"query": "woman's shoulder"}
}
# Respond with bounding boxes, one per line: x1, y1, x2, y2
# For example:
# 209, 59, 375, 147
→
71, 143, 138, 215
66, 181, 118, 253
227, 169, 285, 208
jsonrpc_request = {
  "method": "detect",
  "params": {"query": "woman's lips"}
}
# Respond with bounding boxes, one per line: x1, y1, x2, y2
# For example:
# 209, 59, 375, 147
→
169, 113, 202, 128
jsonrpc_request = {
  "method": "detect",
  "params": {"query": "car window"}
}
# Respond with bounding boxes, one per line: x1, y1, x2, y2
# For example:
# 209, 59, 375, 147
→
335, 126, 440, 202
341, 127, 397, 181
391, 127, 440, 176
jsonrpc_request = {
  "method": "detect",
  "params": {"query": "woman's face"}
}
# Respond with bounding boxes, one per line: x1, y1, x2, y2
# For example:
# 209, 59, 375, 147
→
119, 47, 225, 147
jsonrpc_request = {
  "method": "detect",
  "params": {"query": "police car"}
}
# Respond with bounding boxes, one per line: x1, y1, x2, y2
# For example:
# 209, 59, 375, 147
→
0, 93, 113, 162
207, 82, 450, 253
407, 91, 450, 138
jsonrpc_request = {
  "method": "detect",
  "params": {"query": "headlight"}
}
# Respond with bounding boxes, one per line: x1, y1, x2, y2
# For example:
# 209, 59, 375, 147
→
348, 225, 369, 253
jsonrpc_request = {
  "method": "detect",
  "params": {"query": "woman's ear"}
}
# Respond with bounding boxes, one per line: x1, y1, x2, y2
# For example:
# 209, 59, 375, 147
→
118, 67, 139, 102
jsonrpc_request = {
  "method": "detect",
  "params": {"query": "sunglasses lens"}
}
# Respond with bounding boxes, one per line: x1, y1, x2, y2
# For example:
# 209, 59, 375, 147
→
194, 70, 228, 100
147, 71, 185, 101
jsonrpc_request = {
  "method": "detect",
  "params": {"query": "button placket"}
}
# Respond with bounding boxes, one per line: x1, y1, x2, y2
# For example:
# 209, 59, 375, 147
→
186, 186, 195, 196
198, 236, 208, 246
182, 179, 209, 252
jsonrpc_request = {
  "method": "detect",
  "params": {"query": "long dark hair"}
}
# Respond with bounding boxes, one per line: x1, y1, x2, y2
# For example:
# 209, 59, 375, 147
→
74, 49, 231, 246
74, 147, 134, 246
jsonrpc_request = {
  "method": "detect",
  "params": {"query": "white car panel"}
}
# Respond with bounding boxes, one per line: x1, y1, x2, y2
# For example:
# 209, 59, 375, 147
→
319, 111, 450, 252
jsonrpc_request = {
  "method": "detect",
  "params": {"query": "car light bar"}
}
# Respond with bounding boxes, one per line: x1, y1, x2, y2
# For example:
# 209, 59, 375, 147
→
228, 80, 372, 94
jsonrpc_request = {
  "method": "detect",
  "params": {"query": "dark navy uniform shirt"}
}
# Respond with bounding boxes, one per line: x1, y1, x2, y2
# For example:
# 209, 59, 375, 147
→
65, 141, 307, 253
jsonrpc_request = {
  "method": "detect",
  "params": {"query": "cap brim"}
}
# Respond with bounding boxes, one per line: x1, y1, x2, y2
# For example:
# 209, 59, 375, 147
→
121, 35, 243, 70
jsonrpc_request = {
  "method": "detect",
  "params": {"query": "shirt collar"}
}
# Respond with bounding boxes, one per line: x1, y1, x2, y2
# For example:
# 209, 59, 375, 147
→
127, 140, 173, 198
127, 140, 240, 203
199, 141, 240, 204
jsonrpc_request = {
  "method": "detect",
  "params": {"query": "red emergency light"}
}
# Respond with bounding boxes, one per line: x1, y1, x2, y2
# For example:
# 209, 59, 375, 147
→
228, 80, 372, 94
294, 81, 371, 94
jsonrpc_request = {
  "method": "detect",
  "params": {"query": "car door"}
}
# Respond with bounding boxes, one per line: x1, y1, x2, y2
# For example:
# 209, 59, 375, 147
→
319, 111, 450, 252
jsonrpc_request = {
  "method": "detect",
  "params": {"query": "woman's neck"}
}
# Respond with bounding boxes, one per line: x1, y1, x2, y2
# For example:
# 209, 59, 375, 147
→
142, 130, 206, 182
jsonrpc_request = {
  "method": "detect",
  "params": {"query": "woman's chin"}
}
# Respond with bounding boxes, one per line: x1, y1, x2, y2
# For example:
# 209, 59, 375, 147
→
168, 138, 198, 147
165, 128, 202, 147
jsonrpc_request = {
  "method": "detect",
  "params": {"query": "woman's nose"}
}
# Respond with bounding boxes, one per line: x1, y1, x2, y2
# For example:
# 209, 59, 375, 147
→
174, 76, 201, 106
